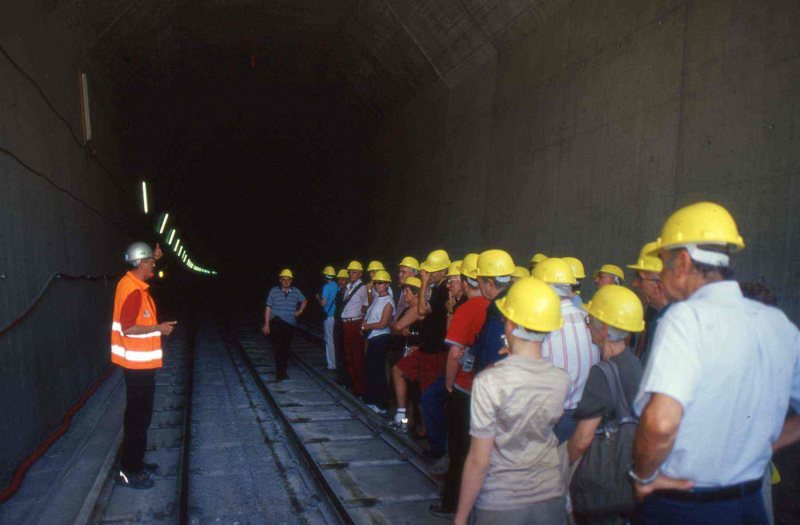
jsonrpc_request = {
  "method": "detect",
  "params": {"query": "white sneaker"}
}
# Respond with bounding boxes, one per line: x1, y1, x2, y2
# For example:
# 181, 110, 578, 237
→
366, 404, 388, 415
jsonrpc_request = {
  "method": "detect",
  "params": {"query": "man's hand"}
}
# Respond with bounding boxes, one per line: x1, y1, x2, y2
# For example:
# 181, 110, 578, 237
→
159, 321, 177, 336
633, 473, 694, 501
420, 269, 430, 283
153, 243, 163, 261
261, 324, 270, 336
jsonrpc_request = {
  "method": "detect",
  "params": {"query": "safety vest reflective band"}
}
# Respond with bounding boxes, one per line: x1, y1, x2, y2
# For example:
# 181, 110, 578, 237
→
110, 272, 163, 370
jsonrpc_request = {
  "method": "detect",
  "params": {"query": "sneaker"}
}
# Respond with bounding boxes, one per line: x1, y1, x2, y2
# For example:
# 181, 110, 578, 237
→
429, 455, 449, 476
389, 417, 409, 433
366, 404, 388, 415
116, 470, 154, 489
429, 503, 455, 519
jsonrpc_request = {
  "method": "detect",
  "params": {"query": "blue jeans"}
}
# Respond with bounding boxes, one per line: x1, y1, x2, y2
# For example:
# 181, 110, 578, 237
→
421, 374, 448, 455
634, 487, 768, 525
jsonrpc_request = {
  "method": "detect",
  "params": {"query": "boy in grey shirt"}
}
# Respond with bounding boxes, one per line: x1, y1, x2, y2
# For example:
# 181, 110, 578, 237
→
455, 277, 570, 525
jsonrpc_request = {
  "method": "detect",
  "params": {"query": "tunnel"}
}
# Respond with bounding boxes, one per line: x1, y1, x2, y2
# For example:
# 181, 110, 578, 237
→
2, 0, 799, 523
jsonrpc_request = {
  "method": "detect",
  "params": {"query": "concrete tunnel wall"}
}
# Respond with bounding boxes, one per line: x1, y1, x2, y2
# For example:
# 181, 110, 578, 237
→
0, 2, 134, 483
366, 0, 800, 321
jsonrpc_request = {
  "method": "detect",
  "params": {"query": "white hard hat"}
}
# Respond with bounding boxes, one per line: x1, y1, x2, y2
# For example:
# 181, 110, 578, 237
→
124, 242, 154, 267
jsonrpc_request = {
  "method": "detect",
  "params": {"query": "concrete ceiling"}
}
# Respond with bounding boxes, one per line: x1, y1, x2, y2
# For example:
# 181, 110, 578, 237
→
55, 0, 550, 125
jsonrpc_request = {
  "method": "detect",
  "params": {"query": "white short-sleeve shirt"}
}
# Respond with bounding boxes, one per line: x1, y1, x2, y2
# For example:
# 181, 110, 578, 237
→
364, 294, 395, 339
634, 281, 800, 487
341, 280, 369, 319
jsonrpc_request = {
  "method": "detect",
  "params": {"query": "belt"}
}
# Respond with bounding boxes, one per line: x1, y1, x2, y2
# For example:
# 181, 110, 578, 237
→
656, 478, 761, 503
342, 317, 363, 322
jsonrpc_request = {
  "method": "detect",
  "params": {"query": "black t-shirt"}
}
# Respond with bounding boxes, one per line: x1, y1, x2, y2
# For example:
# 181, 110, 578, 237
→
333, 289, 345, 320
574, 350, 643, 421
419, 279, 450, 354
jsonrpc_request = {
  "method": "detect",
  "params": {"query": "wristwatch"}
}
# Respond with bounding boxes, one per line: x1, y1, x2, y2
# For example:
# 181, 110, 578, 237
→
627, 467, 659, 485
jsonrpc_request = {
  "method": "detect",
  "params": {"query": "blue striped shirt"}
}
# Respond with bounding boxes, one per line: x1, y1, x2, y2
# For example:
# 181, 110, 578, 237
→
266, 286, 306, 325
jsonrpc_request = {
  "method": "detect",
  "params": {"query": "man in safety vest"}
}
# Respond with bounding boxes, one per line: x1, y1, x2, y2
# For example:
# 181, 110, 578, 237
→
111, 242, 176, 489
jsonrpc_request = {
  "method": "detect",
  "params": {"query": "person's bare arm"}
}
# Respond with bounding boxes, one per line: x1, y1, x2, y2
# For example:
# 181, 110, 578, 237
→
417, 270, 431, 317
124, 322, 176, 336
294, 300, 307, 318
568, 417, 601, 465
774, 414, 800, 452
454, 436, 494, 525
632, 393, 693, 500
262, 306, 272, 335
391, 308, 419, 334
445, 345, 464, 392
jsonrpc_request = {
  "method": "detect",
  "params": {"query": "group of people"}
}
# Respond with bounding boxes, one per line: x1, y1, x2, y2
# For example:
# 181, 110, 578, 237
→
262, 201, 800, 525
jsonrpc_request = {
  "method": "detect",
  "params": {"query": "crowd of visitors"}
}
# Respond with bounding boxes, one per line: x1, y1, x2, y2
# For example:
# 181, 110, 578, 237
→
262, 201, 800, 525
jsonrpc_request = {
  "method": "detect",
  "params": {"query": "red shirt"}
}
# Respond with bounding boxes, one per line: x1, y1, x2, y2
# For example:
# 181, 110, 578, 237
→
120, 290, 142, 331
445, 296, 489, 392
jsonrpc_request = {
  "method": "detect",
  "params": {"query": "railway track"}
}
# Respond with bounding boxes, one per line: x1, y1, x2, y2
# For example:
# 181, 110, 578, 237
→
84, 313, 445, 524
229, 317, 447, 524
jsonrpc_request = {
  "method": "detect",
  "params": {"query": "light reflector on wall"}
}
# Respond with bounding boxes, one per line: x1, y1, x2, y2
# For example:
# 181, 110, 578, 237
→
79, 71, 92, 143
167, 229, 176, 245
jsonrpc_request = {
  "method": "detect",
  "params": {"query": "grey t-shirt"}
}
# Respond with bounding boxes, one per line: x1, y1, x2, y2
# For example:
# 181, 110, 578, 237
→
574, 350, 642, 421
470, 354, 570, 510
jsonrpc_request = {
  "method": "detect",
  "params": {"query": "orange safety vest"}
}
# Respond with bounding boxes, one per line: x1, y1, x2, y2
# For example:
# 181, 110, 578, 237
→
110, 272, 163, 369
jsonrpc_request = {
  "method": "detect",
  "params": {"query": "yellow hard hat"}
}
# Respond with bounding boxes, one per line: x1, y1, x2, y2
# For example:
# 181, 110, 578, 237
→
533, 257, 578, 285
477, 249, 515, 277
347, 260, 364, 271
322, 265, 336, 277
562, 257, 586, 279
627, 242, 663, 273
512, 266, 530, 278
461, 253, 480, 279
594, 264, 625, 283
582, 285, 645, 333
399, 256, 420, 271
279, 268, 294, 279
420, 249, 451, 272
372, 270, 392, 283
336, 269, 348, 279
496, 277, 563, 332
447, 260, 463, 277
529, 253, 548, 264
404, 276, 422, 289
649, 201, 745, 255
367, 260, 385, 272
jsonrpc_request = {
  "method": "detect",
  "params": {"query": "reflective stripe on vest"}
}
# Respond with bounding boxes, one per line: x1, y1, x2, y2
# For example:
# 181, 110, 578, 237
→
110, 272, 163, 370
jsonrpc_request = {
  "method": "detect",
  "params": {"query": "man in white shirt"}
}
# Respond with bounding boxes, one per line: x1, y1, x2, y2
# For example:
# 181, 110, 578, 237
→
341, 260, 370, 398
630, 202, 800, 524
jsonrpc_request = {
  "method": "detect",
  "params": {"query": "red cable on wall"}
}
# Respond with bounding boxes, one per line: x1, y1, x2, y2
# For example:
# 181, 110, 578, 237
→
0, 366, 114, 503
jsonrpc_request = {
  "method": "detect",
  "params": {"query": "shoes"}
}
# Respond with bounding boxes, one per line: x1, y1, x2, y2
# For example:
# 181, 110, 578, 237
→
389, 417, 409, 433
366, 404, 388, 415
429, 455, 450, 476
429, 503, 455, 519
142, 462, 160, 474
115, 469, 154, 489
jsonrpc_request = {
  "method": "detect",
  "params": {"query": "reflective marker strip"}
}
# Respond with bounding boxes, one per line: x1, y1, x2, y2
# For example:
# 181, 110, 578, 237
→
111, 345, 162, 362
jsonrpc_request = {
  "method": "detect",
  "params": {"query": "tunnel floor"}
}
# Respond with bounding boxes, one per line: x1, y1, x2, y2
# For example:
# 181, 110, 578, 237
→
1, 314, 448, 524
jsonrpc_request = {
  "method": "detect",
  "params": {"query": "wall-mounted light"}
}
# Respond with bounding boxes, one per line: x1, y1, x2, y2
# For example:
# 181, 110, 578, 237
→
141, 181, 149, 214
158, 213, 169, 234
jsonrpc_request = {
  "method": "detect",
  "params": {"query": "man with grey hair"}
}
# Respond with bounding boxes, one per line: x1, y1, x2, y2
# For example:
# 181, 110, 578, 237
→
631, 202, 800, 524
532, 257, 600, 444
